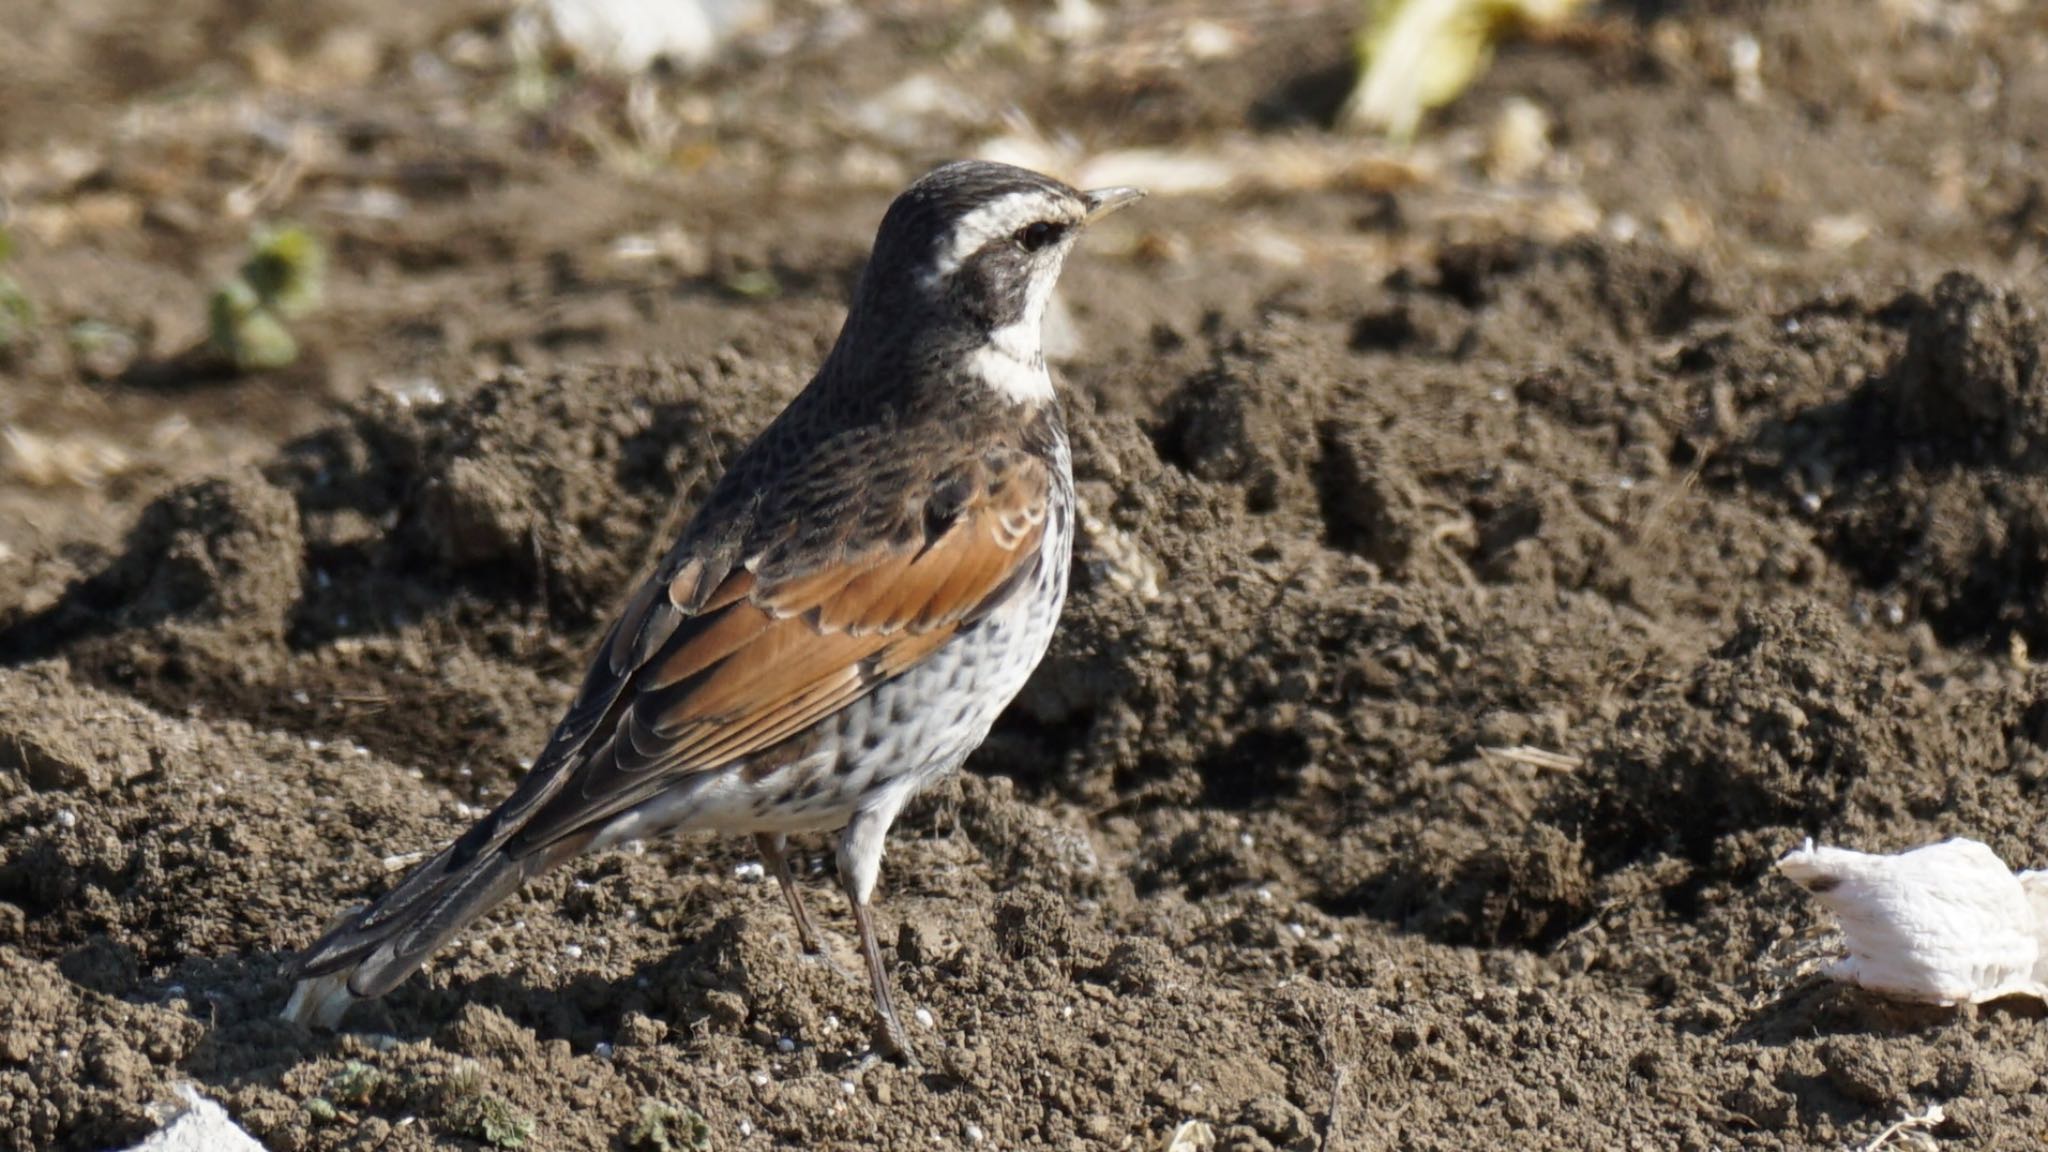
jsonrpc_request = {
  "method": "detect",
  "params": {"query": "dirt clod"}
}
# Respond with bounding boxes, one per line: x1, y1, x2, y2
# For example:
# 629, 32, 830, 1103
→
1890, 272, 2048, 461
8, 0, 2048, 1149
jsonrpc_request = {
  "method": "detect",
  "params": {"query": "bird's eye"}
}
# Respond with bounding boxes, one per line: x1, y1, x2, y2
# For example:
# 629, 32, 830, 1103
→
1014, 222, 1062, 252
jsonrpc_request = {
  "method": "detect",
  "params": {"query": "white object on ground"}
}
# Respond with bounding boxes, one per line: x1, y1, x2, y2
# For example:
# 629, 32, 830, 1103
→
1776, 837, 2048, 1005
545, 0, 768, 72
121, 1085, 266, 1152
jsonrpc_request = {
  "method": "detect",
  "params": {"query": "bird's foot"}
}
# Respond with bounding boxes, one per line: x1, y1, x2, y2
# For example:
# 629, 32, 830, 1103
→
795, 939, 861, 984
872, 1014, 922, 1069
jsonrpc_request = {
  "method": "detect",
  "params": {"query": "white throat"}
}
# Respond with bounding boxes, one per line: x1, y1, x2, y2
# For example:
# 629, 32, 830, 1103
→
968, 263, 1062, 404
969, 319, 1054, 404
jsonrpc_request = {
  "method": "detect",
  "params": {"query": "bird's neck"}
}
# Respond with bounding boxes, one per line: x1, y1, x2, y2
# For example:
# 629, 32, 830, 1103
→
823, 291, 1056, 413
962, 320, 1055, 405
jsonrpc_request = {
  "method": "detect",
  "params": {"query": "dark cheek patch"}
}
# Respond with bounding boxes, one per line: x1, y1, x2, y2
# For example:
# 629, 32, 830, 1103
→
957, 249, 1031, 329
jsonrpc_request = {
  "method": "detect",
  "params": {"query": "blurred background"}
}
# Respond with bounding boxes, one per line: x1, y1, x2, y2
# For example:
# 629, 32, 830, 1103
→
2, 0, 2040, 569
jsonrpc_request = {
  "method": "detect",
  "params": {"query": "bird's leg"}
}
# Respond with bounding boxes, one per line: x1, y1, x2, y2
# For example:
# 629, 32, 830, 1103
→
838, 799, 920, 1065
841, 868, 917, 1065
754, 833, 827, 957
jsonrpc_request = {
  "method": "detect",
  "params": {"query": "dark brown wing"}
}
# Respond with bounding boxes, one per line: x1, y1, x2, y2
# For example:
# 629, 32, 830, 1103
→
445, 450, 1052, 868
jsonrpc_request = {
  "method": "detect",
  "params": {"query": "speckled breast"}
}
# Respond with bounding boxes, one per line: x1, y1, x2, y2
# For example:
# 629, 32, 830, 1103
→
649, 441, 1076, 837
798, 461, 1075, 822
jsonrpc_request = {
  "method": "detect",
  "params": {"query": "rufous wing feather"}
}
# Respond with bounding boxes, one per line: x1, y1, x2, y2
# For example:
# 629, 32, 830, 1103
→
497, 454, 1051, 854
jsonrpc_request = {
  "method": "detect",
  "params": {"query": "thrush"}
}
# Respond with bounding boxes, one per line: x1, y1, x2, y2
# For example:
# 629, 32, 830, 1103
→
283, 161, 1142, 1060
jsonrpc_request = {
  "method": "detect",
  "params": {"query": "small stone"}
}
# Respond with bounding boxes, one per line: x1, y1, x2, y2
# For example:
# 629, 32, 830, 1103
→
703, 989, 748, 1031
6, 732, 103, 793
1483, 97, 1550, 184
1238, 1096, 1314, 1143
616, 1013, 668, 1049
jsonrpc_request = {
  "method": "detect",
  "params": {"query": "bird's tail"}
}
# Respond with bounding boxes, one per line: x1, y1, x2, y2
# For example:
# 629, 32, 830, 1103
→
281, 836, 554, 1028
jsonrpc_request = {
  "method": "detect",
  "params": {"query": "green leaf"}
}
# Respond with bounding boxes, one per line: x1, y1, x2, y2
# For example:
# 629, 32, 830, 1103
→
627, 1099, 712, 1152
242, 224, 326, 316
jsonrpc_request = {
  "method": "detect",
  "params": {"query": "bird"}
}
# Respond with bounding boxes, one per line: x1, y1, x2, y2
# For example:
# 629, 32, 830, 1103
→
282, 160, 1142, 1061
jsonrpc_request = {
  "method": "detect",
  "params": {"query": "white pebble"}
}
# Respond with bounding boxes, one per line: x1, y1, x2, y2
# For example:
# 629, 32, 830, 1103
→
965, 1124, 986, 1144
305, 739, 325, 752
1286, 922, 1308, 939
593, 1042, 614, 1059
775, 1036, 795, 1053
562, 944, 583, 959
735, 861, 766, 883
838, 1080, 857, 1096
55, 809, 77, 829
1728, 33, 1764, 102
1778, 837, 2048, 1004
749, 1071, 771, 1087
913, 1007, 934, 1029
739, 1119, 753, 1136
1182, 18, 1238, 60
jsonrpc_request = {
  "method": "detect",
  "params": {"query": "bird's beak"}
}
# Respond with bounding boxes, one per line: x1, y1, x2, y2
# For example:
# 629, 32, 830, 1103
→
1082, 186, 1146, 223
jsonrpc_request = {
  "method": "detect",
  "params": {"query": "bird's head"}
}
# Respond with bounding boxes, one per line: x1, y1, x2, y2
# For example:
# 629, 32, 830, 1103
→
843, 160, 1142, 404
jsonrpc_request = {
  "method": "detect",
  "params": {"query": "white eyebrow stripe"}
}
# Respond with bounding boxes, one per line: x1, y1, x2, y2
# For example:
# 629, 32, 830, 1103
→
920, 191, 1049, 286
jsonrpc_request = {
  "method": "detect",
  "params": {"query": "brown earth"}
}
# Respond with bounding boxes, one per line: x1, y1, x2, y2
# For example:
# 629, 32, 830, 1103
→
5, 0, 2048, 1149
